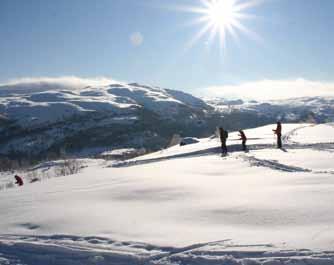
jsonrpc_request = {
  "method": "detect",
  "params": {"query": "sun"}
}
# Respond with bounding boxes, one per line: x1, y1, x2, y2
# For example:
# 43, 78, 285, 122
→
207, 0, 237, 29
178, 0, 262, 51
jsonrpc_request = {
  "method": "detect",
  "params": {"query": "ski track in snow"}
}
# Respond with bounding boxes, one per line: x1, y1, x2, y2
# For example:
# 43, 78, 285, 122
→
239, 155, 312, 173
1, 235, 334, 265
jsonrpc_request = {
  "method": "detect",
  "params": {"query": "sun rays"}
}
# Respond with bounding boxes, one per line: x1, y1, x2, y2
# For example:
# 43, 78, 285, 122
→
177, 0, 263, 52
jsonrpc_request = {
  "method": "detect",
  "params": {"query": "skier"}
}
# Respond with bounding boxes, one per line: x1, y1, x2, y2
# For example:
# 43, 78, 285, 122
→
273, 121, 282, 148
238, 130, 247, 151
14, 175, 24, 186
219, 127, 228, 155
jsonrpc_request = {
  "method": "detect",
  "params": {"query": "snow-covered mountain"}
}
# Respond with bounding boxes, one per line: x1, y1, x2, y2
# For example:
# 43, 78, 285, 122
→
2, 80, 334, 160
1, 123, 334, 264
0, 82, 209, 127
209, 96, 334, 123
0, 82, 213, 159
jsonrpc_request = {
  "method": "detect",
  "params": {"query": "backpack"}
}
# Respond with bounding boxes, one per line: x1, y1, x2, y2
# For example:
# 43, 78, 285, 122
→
224, 131, 228, 139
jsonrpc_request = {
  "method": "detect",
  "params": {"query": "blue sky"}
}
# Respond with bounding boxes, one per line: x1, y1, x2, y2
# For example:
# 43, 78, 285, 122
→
0, 0, 334, 96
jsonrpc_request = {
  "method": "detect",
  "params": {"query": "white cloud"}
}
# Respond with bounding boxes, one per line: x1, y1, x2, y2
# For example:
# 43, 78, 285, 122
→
196, 79, 334, 100
130, 32, 144, 46
0, 76, 121, 93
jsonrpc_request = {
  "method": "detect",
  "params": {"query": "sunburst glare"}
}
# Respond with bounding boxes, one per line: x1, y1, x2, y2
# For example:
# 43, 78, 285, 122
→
179, 0, 263, 52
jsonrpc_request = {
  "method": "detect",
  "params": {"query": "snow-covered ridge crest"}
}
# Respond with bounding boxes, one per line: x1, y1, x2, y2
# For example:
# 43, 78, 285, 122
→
0, 78, 209, 127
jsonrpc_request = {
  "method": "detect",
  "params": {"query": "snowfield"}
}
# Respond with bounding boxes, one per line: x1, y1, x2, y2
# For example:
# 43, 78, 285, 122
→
1, 123, 334, 264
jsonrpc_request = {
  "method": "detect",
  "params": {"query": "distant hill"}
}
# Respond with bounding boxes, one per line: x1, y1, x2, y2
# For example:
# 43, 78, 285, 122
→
208, 96, 334, 123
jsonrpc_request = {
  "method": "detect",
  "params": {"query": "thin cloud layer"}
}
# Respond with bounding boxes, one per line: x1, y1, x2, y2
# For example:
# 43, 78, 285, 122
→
197, 79, 334, 100
0, 76, 120, 94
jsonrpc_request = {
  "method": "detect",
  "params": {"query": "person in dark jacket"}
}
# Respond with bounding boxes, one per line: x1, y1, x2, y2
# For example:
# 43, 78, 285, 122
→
273, 121, 282, 148
238, 130, 247, 151
219, 127, 228, 155
14, 175, 24, 186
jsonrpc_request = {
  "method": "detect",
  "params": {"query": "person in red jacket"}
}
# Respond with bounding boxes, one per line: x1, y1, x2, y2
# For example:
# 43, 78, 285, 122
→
238, 130, 247, 151
273, 121, 282, 148
14, 175, 24, 186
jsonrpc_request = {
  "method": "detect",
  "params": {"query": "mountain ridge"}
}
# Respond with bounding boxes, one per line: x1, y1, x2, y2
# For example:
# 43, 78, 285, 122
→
1, 81, 333, 160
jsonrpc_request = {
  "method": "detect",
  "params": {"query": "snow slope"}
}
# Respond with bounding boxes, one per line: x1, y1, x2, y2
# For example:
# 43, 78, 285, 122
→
1, 123, 334, 264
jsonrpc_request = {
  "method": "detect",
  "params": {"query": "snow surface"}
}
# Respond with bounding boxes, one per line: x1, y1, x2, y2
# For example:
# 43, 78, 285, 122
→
1, 123, 334, 264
